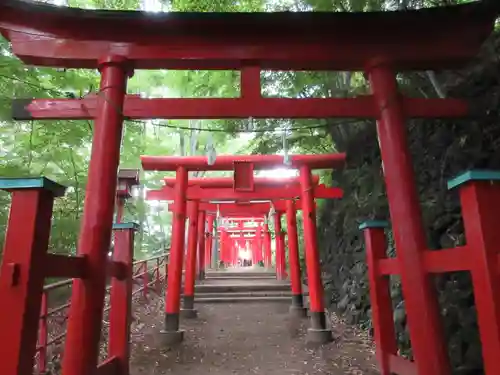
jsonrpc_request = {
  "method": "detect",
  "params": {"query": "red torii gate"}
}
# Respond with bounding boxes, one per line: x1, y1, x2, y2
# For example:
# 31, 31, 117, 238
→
0, 3, 499, 375
152, 181, 317, 308
141, 153, 345, 345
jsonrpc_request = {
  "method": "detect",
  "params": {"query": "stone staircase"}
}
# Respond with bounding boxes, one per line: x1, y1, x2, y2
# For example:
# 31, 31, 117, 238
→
194, 268, 294, 304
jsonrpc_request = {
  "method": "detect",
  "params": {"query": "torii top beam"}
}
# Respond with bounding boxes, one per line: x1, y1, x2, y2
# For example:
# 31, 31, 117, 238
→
142, 154, 345, 172
147, 184, 342, 201
163, 175, 319, 188
0, 2, 497, 70
166, 200, 305, 214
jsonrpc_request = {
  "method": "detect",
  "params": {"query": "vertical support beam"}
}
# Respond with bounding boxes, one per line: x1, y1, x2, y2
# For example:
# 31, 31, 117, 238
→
449, 171, 500, 375
286, 200, 306, 317
263, 221, 272, 268
116, 197, 125, 223
359, 221, 397, 375
181, 201, 199, 319
108, 223, 138, 375
211, 217, 219, 269
368, 62, 449, 375
299, 165, 332, 344
63, 55, 131, 375
197, 210, 206, 279
162, 166, 188, 344
206, 215, 214, 269
273, 213, 286, 280
256, 223, 263, 265
0, 178, 63, 375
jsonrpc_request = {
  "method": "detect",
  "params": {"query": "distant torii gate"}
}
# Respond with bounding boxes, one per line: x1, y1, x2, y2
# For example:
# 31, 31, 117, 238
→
142, 153, 345, 344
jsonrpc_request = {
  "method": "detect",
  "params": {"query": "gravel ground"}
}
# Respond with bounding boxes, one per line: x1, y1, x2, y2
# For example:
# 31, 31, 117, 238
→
130, 296, 379, 375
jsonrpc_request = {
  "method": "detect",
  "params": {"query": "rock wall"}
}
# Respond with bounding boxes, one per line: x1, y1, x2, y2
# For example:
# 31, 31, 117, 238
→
317, 35, 500, 374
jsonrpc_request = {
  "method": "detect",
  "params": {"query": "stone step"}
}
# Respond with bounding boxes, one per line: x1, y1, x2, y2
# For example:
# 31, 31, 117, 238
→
195, 283, 290, 293
205, 271, 276, 277
195, 296, 291, 304
205, 275, 277, 280
194, 291, 295, 298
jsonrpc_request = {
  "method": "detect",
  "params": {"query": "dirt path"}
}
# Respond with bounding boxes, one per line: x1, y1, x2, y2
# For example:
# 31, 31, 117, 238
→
130, 297, 379, 375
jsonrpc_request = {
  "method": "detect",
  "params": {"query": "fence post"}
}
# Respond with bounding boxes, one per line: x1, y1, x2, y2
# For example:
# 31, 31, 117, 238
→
38, 291, 49, 375
359, 220, 397, 375
448, 170, 500, 375
0, 177, 65, 375
108, 222, 138, 375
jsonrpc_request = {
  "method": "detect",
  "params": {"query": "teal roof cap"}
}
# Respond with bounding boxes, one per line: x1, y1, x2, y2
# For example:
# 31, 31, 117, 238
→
447, 170, 500, 190
0, 177, 66, 197
112, 222, 140, 231
358, 220, 389, 230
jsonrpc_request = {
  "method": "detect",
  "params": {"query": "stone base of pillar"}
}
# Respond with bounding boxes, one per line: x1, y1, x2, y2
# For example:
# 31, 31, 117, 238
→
159, 329, 185, 346
307, 311, 333, 344
290, 294, 307, 318
306, 328, 333, 344
289, 305, 308, 318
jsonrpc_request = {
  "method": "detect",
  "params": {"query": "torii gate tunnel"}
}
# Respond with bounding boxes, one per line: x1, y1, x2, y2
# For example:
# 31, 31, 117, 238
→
1, 2, 500, 375
145, 171, 342, 339
149, 175, 323, 312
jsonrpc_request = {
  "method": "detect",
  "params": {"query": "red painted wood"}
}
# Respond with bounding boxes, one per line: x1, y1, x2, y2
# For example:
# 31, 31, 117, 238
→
142, 153, 345, 171
233, 161, 254, 191
166, 166, 188, 316
16, 95, 472, 120
62, 56, 130, 375
2, 3, 493, 70
273, 213, 285, 280
108, 227, 135, 375
299, 165, 325, 314
184, 201, 199, 297
38, 292, 49, 374
166, 200, 305, 214
286, 200, 302, 295
0, 190, 55, 375
459, 181, 500, 375
206, 216, 215, 268
163, 175, 319, 188
197, 210, 206, 277
147, 184, 343, 201
422, 247, 471, 273
363, 227, 398, 375
368, 63, 450, 375
263, 222, 272, 268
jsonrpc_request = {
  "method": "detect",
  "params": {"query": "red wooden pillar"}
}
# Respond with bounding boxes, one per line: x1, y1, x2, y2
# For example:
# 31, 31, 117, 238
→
263, 221, 272, 268
273, 212, 286, 280
197, 210, 206, 279
368, 62, 449, 375
448, 170, 500, 375
299, 165, 332, 343
256, 223, 263, 265
108, 222, 138, 375
359, 220, 397, 375
63, 56, 131, 375
0, 178, 64, 375
182, 201, 199, 319
286, 200, 306, 317
162, 166, 188, 343
206, 215, 214, 269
